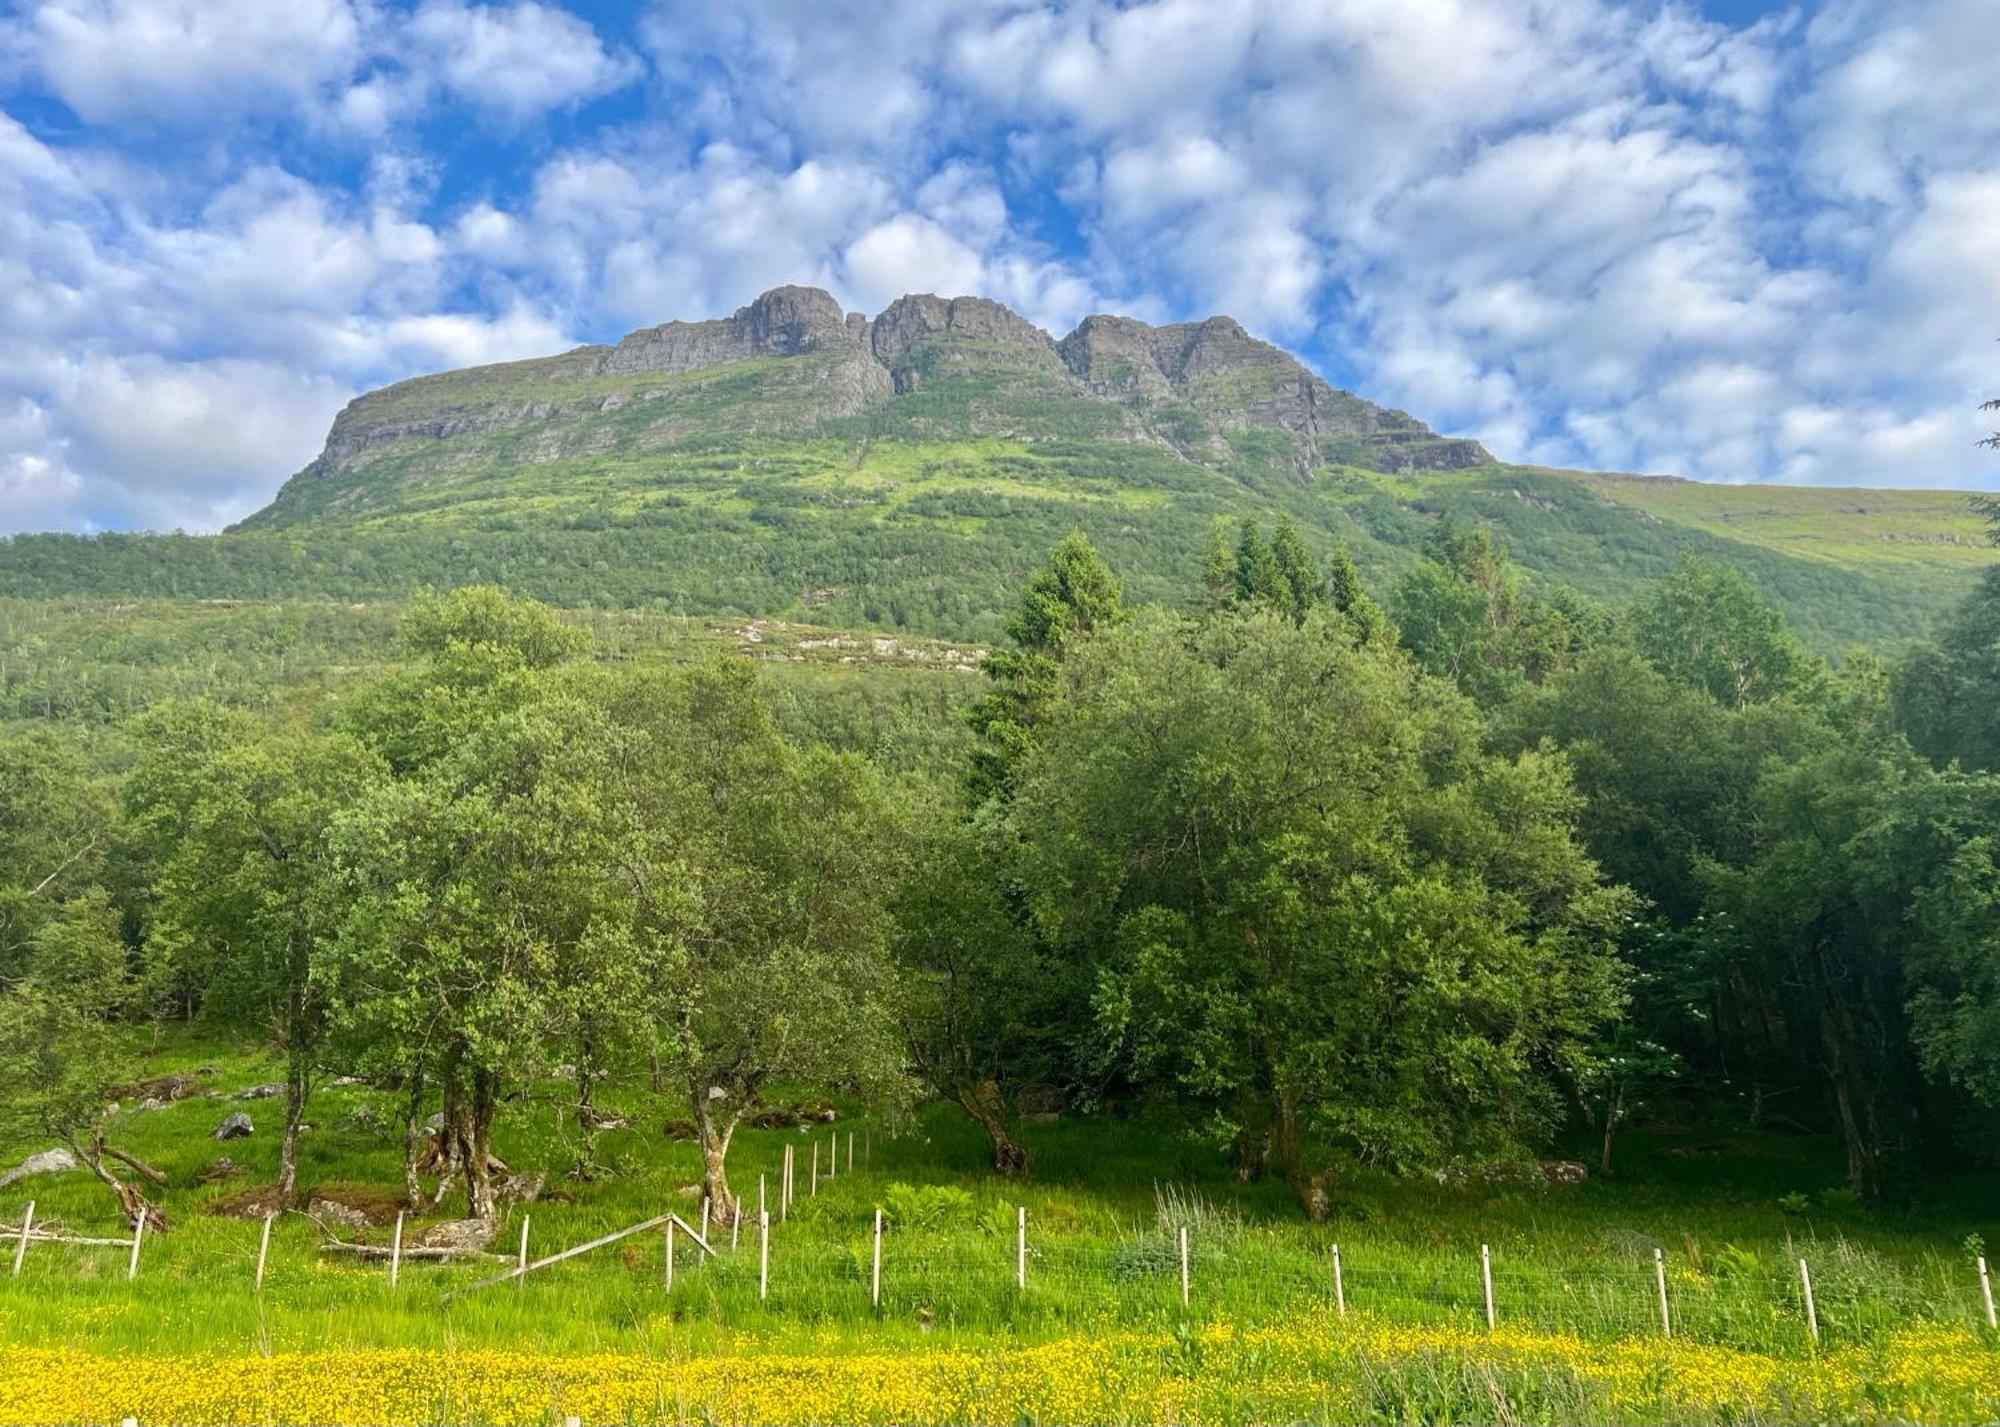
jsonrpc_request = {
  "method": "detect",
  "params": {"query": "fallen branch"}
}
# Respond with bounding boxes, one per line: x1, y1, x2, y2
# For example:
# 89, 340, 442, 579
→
99, 1144, 167, 1187
0, 1222, 133, 1249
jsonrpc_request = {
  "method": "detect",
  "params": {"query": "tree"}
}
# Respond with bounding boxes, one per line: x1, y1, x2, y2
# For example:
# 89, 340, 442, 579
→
602, 661, 908, 1217
893, 809, 1071, 1176
1896, 499, 2000, 772
1324, 543, 1388, 644
1631, 556, 1811, 709
328, 587, 595, 1215
966, 533, 1123, 805
1269, 515, 1326, 623
138, 719, 384, 1199
0, 891, 165, 1229
1010, 607, 1631, 1215
341, 584, 586, 773
0, 728, 113, 983
1392, 522, 1594, 703
1200, 519, 1235, 612
1231, 519, 1285, 609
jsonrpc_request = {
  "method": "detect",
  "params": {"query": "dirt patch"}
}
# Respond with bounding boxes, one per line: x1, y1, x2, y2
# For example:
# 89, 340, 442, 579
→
204, 1184, 289, 1220
206, 1180, 408, 1225
303, 1182, 408, 1226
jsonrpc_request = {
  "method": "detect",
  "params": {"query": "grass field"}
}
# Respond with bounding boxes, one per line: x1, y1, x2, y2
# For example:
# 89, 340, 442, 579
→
5, 1033, 1999, 1424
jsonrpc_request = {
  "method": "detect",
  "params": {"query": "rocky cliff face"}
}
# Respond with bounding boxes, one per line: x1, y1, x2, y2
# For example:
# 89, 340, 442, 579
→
290, 285, 1490, 489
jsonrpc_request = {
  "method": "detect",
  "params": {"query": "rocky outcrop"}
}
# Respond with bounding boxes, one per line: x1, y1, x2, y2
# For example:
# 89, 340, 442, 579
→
598, 285, 860, 375
1060, 310, 1491, 468
870, 294, 1064, 392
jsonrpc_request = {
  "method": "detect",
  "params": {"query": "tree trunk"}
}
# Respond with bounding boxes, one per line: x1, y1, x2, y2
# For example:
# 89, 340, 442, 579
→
960, 1079, 1030, 1177
573, 1054, 599, 1179
457, 1068, 500, 1221
279, 1058, 309, 1200
1274, 1089, 1326, 1221
693, 1098, 740, 1222
72, 1133, 165, 1232
401, 1059, 427, 1208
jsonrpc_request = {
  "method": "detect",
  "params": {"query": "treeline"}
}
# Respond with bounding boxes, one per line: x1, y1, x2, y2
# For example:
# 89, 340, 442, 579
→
3, 512, 1999, 1229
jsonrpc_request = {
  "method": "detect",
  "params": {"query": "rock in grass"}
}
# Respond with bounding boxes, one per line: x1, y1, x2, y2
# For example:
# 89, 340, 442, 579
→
308, 1198, 369, 1231
195, 1157, 240, 1184
213, 1112, 254, 1141
416, 1219, 496, 1252
0, 1147, 79, 1190
237, 1082, 284, 1100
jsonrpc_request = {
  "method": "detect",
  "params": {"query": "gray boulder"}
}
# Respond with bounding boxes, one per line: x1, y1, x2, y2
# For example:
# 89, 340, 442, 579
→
237, 1082, 284, 1100
213, 1112, 254, 1141
308, 1197, 369, 1231
416, 1218, 497, 1253
0, 1147, 79, 1190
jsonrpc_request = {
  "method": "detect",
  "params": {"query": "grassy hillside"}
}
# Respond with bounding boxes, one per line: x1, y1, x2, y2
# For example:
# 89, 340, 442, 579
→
0, 289, 1985, 652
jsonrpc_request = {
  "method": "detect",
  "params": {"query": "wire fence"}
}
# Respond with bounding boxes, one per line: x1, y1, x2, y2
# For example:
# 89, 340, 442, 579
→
12, 1195, 1994, 1356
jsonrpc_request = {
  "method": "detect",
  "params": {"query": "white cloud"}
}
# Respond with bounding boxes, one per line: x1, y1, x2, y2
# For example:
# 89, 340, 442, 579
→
406, 0, 640, 120
11, 0, 362, 123
843, 215, 985, 312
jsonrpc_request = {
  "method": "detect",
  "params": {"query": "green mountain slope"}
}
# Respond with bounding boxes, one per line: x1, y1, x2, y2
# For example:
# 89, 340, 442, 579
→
0, 286, 1984, 649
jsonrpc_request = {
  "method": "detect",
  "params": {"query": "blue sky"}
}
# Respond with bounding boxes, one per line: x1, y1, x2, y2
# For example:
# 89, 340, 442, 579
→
1, 0, 1996, 532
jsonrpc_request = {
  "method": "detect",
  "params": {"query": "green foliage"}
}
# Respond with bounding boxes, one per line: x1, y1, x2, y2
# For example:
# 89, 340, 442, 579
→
1632, 556, 1813, 708
1009, 605, 1632, 1206
879, 1181, 976, 1230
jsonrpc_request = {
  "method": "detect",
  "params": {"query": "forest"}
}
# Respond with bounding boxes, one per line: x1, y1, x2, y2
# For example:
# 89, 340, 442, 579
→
5, 500, 2000, 1239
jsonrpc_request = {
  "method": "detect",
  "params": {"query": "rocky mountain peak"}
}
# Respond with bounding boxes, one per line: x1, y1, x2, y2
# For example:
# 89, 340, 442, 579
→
869, 293, 1063, 391
599, 284, 861, 376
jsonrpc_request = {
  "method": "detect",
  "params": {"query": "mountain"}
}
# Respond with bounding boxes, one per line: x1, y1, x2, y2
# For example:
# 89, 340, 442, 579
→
0, 286, 1988, 649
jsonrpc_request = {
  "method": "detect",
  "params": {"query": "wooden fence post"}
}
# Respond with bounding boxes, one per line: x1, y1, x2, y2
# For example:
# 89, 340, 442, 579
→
847, 1131, 854, 1174
388, 1212, 403, 1291
871, 1208, 883, 1309
1799, 1258, 1819, 1344
664, 1219, 675, 1291
1016, 1206, 1027, 1291
1654, 1248, 1671, 1337
700, 1196, 710, 1243
1330, 1243, 1345, 1318
1179, 1225, 1190, 1307
811, 1140, 819, 1197
731, 1202, 740, 1253
11, 1201, 32, 1278
517, 1215, 530, 1293
827, 1131, 836, 1182
255, 1212, 274, 1292
1480, 1244, 1495, 1330
126, 1212, 146, 1282
1980, 1256, 1997, 1330
758, 1212, 770, 1301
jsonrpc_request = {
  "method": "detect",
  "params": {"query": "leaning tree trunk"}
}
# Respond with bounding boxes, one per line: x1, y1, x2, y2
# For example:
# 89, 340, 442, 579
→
71, 1133, 166, 1232
960, 1079, 1030, 1178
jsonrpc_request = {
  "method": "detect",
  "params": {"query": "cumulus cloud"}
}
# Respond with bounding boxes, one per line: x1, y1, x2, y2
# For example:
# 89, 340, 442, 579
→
9, 0, 363, 124
2, 0, 1997, 532
406, 0, 640, 121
